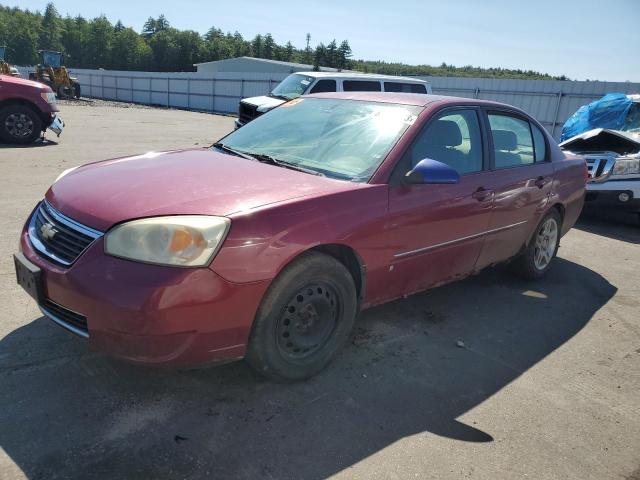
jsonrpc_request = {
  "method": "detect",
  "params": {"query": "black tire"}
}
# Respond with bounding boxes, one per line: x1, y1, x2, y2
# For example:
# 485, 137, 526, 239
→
0, 105, 42, 145
57, 85, 68, 99
246, 252, 358, 381
74, 82, 81, 99
510, 209, 562, 280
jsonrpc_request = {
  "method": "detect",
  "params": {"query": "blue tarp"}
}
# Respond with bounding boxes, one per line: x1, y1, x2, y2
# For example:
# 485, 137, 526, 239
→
560, 93, 634, 142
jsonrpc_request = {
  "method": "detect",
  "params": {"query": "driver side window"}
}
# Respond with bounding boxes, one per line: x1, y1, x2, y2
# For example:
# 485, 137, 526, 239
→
399, 109, 483, 179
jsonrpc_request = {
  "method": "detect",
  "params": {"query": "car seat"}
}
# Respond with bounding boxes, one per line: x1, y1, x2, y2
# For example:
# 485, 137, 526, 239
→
493, 130, 521, 167
412, 120, 466, 172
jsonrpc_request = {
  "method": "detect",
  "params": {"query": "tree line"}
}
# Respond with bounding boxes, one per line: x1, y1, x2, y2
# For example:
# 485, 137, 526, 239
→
0, 3, 568, 80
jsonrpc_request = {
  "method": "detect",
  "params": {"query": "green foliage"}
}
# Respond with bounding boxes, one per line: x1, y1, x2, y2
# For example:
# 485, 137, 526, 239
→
0, 3, 568, 80
39, 3, 62, 51
350, 60, 569, 80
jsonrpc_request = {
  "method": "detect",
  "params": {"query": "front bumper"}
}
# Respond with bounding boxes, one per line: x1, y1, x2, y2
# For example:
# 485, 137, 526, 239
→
18, 217, 270, 366
48, 114, 64, 137
585, 180, 640, 213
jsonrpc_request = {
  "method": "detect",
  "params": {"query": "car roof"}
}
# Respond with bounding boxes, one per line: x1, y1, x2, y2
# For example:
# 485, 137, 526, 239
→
294, 71, 429, 84
305, 91, 521, 110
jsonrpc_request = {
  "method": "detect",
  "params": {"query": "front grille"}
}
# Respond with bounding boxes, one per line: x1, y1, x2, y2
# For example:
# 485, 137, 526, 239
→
585, 155, 616, 183
28, 201, 103, 267
41, 299, 88, 337
238, 102, 262, 124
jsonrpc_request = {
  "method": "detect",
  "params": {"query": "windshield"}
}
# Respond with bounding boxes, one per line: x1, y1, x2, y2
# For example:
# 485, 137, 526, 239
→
622, 103, 640, 133
41, 51, 62, 67
216, 98, 421, 181
270, 74, 314, 100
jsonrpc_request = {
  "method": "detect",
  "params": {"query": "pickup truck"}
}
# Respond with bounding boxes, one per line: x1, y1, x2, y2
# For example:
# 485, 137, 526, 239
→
0, 74, 64, 144
559, 95, 640, 220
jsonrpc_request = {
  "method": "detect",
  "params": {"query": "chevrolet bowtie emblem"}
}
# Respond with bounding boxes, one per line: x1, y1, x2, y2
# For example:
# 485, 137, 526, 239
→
40, 222, 57, 240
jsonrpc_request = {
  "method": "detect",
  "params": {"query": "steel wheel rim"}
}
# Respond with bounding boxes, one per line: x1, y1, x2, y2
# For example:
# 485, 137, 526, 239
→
533, 218, 558, 270
276, 282, 340, 359
5, 113, 34, 138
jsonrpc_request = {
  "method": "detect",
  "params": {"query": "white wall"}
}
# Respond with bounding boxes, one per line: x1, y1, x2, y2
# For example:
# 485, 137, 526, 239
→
15, 66, 640, 139
72, 69, 289, 115
421, 76, 640, 138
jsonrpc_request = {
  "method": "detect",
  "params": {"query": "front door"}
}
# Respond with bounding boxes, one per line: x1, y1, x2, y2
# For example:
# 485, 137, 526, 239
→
385, 108, 494, 299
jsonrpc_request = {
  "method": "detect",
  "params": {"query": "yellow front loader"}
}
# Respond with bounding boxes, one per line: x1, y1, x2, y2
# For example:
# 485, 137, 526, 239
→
0, 46, 14, 76
29, 50, 81, 98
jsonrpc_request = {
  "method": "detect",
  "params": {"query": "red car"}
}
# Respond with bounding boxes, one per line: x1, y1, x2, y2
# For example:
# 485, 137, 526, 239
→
0, 74, 64, 144
14, 92, 586, 380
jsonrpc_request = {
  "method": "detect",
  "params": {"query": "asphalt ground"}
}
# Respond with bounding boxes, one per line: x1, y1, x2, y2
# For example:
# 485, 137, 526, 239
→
0, 100, 638, 480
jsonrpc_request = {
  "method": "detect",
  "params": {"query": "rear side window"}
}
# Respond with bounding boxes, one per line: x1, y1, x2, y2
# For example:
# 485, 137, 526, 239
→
531, 124, 547, 162
343, 80, 381, 92
309, 79, 337, 94
384, 82, 427, 94
488, 114, 534, 168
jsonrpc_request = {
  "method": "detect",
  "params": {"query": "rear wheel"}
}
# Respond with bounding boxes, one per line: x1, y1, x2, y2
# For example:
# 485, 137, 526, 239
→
510, 210, 561, 279
57, 85, 69, 99
0, 105, 42, 145
246, 252, 357, 381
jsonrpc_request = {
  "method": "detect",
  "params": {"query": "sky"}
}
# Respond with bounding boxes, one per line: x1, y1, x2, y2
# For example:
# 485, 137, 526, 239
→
5, 0, 640, 81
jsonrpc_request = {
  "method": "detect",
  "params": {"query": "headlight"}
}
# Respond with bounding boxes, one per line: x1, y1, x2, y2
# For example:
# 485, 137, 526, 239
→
611, 157, 640, 176
55, 167, 78, 183
104, 216, 230, 267
40, 92, 56, 104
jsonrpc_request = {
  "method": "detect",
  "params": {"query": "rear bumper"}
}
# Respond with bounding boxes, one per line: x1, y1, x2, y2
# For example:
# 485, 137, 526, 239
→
19, 221, 270, 366
585, 180, 640, 213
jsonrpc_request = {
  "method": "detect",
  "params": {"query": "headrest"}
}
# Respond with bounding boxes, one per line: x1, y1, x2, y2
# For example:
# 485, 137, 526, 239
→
493, 129, 518, 151
428, 120, 462, 147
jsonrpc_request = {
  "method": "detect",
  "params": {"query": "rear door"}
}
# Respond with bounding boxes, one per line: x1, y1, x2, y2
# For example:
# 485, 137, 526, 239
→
385, 107, 494, 298
474, 110, 554, 269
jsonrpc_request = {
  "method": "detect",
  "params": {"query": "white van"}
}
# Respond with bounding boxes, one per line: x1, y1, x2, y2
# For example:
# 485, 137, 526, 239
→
235, 72, 432, 128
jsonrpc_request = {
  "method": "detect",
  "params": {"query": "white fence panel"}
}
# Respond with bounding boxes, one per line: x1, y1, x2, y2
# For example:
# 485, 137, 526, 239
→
13, 66, 640, 139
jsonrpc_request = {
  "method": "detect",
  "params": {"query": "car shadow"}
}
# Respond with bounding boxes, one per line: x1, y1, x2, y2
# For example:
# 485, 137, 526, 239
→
575, 214, 640, 244
0, 258, 615, 479
0, 138, 59, 148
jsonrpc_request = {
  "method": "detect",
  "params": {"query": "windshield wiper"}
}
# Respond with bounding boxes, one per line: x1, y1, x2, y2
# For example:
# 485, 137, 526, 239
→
252, 153, 325, 177
212, 143, 257, 161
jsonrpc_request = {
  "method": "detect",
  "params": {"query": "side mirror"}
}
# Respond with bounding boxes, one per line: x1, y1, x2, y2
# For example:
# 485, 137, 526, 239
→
405, 158, 460, 185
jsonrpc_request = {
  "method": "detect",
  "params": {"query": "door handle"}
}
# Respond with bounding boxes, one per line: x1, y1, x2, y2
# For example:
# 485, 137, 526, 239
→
472, 187, 494, 201
534, 176, 548, 189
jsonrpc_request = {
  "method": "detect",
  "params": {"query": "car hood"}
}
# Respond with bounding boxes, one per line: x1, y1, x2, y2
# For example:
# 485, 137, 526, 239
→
46, 149, 360, 231
242, 95, 286, 110
559, 128, 640, 155
0, 74, 48, 90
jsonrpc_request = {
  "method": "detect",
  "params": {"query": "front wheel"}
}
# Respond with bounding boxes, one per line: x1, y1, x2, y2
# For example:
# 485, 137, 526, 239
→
0, 105, 43, 145
246, 252, 358, 381
510, 210, 561, 279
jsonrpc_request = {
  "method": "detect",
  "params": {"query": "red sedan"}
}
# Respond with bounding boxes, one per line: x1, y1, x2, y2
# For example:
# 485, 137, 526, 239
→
14, 92, 586, 380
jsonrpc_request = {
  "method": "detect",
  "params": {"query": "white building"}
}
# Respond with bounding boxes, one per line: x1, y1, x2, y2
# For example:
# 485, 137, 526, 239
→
194, 56, 349, 74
